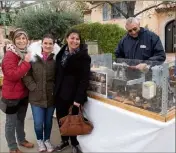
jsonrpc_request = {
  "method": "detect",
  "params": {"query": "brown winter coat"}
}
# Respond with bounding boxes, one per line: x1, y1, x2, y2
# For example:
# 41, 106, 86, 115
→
23, 42, 60, 108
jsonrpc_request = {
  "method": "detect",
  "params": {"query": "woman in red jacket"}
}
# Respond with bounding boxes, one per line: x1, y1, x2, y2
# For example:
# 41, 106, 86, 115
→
1, 29, 34, 153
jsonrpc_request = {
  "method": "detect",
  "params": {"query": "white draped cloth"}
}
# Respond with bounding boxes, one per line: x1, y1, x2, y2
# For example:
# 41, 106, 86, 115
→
78, 98, 175, 152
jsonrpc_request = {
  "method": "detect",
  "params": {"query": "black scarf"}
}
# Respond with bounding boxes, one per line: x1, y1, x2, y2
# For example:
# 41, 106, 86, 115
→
61, 46, 80, 67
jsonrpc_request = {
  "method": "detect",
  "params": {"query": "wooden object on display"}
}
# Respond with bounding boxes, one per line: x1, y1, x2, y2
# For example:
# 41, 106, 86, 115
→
166, 108, 176, 122
88, 93, 175, 122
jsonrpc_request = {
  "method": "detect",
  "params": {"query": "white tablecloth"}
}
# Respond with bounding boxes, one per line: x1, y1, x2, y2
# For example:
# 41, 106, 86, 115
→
77, 98, 175, 152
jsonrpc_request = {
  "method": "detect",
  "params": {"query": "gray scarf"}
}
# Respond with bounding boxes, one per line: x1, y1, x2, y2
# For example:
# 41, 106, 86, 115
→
15, 48, 28, 65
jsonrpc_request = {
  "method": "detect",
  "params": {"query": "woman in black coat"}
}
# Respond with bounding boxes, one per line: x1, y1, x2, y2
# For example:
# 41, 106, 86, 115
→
54, 29, 91, 153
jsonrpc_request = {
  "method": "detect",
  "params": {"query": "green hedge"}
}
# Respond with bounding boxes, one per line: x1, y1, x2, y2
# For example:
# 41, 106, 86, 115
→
72, 22, 126, 55
14, 8, 83, 40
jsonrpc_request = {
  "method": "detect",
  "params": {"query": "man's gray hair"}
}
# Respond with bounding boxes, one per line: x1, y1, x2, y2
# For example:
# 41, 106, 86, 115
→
126, 17, 140, 26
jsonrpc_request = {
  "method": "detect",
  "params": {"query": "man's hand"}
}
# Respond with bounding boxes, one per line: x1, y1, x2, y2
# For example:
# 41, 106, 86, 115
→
135, 63, 149, 72
73, 102, 80, 107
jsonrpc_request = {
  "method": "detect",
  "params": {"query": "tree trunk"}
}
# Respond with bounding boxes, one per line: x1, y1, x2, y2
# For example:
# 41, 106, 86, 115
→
126, 1, 136, 18
0, 1, 3, 10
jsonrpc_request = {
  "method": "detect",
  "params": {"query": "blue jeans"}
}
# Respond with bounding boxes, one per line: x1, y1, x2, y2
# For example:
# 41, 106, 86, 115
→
31, 105, 55, 141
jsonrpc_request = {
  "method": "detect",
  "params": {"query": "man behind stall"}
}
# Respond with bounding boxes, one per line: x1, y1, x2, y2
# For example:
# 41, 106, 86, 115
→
115, 17, 166, 72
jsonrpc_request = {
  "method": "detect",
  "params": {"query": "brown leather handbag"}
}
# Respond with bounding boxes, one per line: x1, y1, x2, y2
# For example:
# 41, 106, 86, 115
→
59, 105, 93, 136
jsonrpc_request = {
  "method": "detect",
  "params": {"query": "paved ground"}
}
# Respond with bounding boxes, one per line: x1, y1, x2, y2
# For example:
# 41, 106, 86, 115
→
0, 106, 72, 153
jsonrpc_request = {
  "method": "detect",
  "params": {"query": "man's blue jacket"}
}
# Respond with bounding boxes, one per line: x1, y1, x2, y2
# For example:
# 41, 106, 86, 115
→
115, 27, 166, 63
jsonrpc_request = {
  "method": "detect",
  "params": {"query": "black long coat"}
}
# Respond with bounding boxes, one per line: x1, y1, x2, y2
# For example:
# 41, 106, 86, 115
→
54, 44, 91, 108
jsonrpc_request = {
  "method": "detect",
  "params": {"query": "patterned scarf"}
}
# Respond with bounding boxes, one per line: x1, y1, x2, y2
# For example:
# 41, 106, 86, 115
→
6, 44, 27, 65
61, 46, 80, 67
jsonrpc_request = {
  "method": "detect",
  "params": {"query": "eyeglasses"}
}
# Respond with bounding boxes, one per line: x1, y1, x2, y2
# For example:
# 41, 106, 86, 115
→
128, 27, 138, 33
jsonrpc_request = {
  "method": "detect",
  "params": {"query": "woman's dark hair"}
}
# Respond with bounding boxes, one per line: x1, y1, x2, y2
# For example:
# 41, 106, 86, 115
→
3, 45, 6, 54
42, 34, 55, 44
65, 29, 82, 42
8, 31, 14, 40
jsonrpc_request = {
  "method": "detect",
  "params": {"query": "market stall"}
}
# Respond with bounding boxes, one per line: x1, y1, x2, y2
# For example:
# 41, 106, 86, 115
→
78, 54, 175, 152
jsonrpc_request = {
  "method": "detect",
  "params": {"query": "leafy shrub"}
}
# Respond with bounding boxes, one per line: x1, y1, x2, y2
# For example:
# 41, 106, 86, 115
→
14, 8, 83, 40
72, 22, 126, 55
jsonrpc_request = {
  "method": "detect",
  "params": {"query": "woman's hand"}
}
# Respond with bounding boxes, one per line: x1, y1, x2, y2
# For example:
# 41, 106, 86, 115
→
73, 102, 80, 107
24, 53, 31, 62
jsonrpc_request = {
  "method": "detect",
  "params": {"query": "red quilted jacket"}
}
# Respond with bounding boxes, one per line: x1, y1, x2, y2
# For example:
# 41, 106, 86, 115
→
2, 48, 31, 100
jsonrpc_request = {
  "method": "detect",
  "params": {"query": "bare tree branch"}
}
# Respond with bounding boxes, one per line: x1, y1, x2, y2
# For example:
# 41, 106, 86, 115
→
0, 0, 17, 12
84, 1, 175, 19
49, 0, 76, 12
126, 1, 136, 17
105, 1, 128, 18
89, 2, 105, 10
134, 1, 174, 17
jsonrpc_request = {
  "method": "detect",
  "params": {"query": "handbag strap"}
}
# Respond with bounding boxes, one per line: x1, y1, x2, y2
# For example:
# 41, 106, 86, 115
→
68, 105, 82, 115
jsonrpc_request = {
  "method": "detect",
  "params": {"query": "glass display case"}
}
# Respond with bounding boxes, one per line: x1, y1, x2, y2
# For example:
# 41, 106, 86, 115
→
88, 54, 176, 119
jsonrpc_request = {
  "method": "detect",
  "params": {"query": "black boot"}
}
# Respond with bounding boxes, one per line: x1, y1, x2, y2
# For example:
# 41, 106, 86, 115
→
55, 141, 69, 152
72, 145, 81, 153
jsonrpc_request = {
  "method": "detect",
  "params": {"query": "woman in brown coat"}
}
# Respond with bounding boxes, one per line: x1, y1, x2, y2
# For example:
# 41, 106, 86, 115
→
23, 34, 60, 152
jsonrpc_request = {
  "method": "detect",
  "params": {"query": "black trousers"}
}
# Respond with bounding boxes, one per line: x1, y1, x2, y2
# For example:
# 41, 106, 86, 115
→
55, 97, 79, 146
